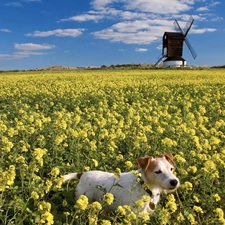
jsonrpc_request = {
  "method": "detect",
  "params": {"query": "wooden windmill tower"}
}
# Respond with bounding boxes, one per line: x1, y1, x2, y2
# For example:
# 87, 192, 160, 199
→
154, 16, 197, 67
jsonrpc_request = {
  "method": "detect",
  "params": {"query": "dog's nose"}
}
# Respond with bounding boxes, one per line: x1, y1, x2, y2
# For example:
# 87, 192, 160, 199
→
170, 179, 178, 187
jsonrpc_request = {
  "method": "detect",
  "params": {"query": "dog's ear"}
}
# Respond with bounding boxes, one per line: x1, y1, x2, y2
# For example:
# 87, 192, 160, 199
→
163, 153, 175, 165
137, 157, 153, 171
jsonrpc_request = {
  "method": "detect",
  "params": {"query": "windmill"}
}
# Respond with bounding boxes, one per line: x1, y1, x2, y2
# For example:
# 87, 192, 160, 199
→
154, 16, 197, 67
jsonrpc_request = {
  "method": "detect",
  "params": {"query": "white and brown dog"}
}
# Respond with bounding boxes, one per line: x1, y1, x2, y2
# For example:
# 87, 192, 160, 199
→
63, 153, 179, 214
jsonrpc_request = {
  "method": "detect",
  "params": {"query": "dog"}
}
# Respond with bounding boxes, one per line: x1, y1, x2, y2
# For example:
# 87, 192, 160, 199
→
63, 153, 179, 214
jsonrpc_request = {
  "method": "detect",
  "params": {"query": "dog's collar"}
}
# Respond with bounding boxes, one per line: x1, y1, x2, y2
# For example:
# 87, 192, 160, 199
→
139, 178, 153, 197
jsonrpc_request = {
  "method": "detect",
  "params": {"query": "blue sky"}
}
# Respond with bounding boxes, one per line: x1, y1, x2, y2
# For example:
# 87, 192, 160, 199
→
0, 0, 224, 70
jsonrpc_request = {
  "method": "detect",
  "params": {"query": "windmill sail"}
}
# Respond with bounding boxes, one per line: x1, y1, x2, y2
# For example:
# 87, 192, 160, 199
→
173, 17, 197, 59
184, 38, 197, 59
183, 16, 194, 37
154, 53, 166, 67
174, 20, 182, 33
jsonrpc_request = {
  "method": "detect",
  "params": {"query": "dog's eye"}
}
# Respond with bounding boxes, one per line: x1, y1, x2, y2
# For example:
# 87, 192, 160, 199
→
155, 170, 162, 174
171, 168, 174, 171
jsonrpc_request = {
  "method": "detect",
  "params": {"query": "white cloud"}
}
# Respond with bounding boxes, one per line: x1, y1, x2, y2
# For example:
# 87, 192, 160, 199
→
91, 0, 115, 9
14, 43, 55, 51
5, 2, 22, 7
60, 0, 194, 23
135, 48, 148, 52
26, 28, 84, 37
210, 1, 220, 7
56, 0, 219, 46
60, 14, 104, 22
5, 0, 41, 7
0, 42, 53, 61
125, 0, 192, 14
157, 45, 162, 50
191, 28, 216, 34
0, 51, 47, 60
196, 6, 209, 12
0, 29, 12, 32
91, 0, 193, 14
93, 19, 174, 44
211, 16, 223, 22
94, 29, 159, 44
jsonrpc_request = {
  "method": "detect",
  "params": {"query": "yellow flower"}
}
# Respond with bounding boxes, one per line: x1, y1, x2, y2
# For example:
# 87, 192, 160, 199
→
103, 193, 114, 205
5, 165, 16, 186
79, 130, 88, 138
1, 136, 13, 152
116, 206, 126, 216
125, 161, 133, 169
54, 134, 67, 145
74, 115, 81, 124
114, 168, 121, 179
7, 127, 18, 137
188, 166, 197, 173
92, 159, 98, 167
116, 154, 124, 161
15, 155, 26, 164
193, 206, 204, 214
158, 208, 170, 225
50, 167, 60, 176
88, 214, 98, 225
138, 211, 150, 221
63, 211, 70, 216
40, 212, 54, 225
177, 212, 185, 222
101, 220, 111, 225
174, 155, 186, 164
88, 201, 102, 212
127, 212, 137, 221
142, 195, 151, 203
203, 160, 217, 172
182, 182, 193, 191
135, 199, 145, 209
84, 166, 90, 171
54, 176, 64, 189
31, 191, 39, 200
193, 195, 200, 203
32, 148, 47, 166
44, 180, 52, 193
213, 194, 221, 202
187, 214, 195, 223
214, 208, 224, 218
211, 171, 219, 179
162, 137, 177, 147
75, 195, 89, 211
210, 136, 221, 145
166, 194, 177, 213
38, 201, 51, 212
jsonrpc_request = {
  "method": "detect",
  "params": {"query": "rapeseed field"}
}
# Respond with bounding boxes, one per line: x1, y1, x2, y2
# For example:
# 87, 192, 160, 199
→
0, 69, 225, 224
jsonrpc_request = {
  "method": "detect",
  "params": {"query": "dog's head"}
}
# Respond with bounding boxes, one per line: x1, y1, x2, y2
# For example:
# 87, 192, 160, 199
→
137, 153, 180, 192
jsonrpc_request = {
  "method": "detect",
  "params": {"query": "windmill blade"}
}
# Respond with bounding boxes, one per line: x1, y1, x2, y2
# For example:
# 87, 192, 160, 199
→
174, 20, 183, 34
185, 37, 197, 59
183, 16, 194, 37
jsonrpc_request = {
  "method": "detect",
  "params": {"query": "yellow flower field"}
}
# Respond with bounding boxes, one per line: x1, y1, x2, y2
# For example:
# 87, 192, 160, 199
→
0, 69, 225, 224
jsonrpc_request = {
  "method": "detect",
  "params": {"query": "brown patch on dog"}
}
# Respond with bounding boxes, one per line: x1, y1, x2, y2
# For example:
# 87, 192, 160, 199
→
163, 153, 175, 165
77, 172, 83, 179
137, 157, 153, 171
147, 159, 159, 172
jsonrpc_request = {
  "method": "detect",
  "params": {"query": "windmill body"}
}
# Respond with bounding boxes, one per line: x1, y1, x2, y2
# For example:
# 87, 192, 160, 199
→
154, 16, 197, 67
162, 32, 186, 67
